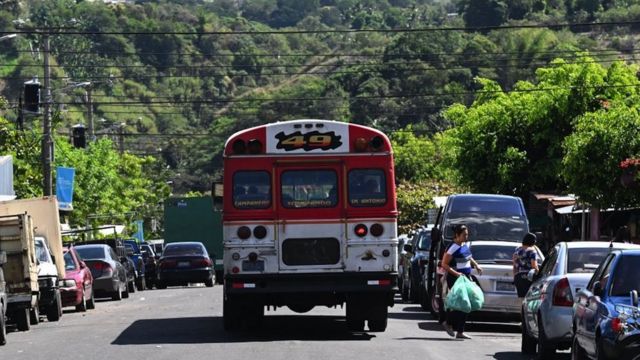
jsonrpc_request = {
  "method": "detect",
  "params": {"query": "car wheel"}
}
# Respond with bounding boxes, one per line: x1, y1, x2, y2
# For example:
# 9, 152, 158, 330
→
112, 283, 123, 301
86, 289, 95, 310
16, 307, 30, 331
521, 317, 537, 354
429, 288, 440, 318
537, 314, 556, 359
156, 281, 167, 290
29, 305, 40, 325
596, 336, 609, 360
205, 278, 214, 287
76, 290, 87, 312
419, 284, 431, 312
571, 335, 588, 360
136, 277, 146, 291
0, 303, 6, 345
123, 282, 130, 299
46, 291, 62, 322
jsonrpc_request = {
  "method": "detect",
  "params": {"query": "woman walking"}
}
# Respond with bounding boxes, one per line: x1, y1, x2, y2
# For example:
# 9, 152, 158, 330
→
512, 232, 540, 298
441, 224, 482, 340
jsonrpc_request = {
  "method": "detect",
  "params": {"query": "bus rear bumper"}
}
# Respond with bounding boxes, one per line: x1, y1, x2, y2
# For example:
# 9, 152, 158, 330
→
224, 272, 397, 306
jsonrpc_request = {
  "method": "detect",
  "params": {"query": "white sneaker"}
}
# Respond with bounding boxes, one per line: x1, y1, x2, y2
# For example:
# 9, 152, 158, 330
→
456, 332, 472, 339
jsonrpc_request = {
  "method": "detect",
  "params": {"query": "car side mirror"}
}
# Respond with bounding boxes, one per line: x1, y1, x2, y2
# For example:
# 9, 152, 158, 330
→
526, 269, 538, 282
631, 290, 639, 307
593, 282, 603, 297
0, 251, 6, 265
403, 244, 413, 253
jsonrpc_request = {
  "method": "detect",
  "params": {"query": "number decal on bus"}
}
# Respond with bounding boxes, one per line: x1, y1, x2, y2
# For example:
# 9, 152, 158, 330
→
275, 131, 342, 151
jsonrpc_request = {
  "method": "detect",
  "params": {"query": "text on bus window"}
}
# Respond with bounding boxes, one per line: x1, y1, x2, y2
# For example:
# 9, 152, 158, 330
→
348, 169, 387, 207
281, 170, 338, 208
233, 171, 271, 209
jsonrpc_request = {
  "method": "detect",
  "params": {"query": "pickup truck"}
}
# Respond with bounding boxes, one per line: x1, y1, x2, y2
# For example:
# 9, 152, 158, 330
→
0, 213, 39, 332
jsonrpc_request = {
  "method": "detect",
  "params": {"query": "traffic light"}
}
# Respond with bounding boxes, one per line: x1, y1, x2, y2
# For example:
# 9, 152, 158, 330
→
23, 79, 41, 113
72, 124, 86, 149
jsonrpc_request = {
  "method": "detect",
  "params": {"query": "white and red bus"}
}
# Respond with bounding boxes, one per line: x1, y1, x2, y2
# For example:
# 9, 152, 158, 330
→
221, 119, 398, 332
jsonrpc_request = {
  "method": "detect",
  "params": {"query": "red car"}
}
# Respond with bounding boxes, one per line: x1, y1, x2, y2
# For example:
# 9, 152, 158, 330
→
60, 247, 95, 312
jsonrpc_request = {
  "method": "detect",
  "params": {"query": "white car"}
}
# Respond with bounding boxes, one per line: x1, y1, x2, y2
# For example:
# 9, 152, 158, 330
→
470, 241, 544, 317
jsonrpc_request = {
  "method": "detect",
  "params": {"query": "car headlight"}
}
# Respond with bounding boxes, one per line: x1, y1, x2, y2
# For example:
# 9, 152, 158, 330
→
61, 279, 77, 287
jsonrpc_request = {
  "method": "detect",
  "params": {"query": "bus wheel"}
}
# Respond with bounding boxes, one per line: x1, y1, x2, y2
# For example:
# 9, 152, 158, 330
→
223, 295, 239, 331
346, 300, 364, 332
368, 304, 388, 332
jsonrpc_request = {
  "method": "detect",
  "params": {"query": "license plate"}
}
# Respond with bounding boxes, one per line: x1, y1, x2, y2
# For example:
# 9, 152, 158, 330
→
242, 260, 264, 272
496, 281, 515, 292
178, 261, 190, 268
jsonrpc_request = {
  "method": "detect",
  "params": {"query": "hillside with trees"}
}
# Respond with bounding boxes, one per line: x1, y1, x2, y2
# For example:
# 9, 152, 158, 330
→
1, 0, 640, 232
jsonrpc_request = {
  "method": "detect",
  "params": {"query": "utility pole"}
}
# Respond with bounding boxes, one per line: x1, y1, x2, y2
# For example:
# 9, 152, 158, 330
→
85, 86, 95, 142
42, 32, 53, 196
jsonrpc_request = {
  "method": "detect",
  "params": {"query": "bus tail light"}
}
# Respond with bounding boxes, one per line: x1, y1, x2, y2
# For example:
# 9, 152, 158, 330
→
232, 139, 246, 154
370, 136, 384, 150
552, 277, 574, 307
248, 139, 263, 154
354, 224, 368, 237
253, 225, 267, 239
370, 223, 384, 237
237, 226, 251, 240
354, 137, 368, 152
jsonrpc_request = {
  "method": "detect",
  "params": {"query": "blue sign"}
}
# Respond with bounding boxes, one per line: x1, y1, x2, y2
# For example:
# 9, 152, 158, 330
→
133, 219, 144, 242
56, 167, 75, 211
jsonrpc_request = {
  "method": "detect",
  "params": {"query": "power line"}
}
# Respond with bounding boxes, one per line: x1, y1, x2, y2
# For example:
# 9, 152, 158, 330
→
5, 20, 640, 36
8, 83, 640, 107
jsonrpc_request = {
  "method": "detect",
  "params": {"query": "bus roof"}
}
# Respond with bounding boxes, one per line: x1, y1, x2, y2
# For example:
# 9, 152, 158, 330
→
223, 119, 392, 156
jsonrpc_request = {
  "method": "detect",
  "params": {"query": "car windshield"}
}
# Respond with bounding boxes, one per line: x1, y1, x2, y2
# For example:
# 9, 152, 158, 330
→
471, 244, 517, 264
35, 239, 52, 263
610, 256, 640, 296
417, 231, 431, 251
63, 252, 76, 270
567, 248, 611, 274
444, 213, 528, 242
163, 244, 205, 256
75, 247, 106, 260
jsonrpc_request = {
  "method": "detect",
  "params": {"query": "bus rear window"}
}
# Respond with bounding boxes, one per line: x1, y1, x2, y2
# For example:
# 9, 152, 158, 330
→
233, 171, 271, 209
281, 170, 337, 208
348, 169, 387, 207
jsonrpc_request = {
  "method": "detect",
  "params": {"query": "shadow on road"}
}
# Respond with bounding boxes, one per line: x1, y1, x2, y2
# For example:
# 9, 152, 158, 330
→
492, 350, 570, 360
417, 320, 520, 334
112, 315, 376, 344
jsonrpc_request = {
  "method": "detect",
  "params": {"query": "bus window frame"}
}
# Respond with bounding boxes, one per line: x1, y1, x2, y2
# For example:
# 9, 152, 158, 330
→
280, 169, 339, 209
347, 168, 388, 208
232, 170, 272, 210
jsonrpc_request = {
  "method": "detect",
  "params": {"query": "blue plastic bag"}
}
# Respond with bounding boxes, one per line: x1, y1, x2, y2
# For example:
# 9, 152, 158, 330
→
445, 276, 485, 313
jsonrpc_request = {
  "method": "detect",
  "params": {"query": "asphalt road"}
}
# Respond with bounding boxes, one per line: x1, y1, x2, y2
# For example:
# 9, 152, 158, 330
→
0, 286, 570, 360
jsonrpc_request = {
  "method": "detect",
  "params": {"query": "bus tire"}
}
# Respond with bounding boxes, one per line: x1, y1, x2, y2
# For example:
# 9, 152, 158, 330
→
223, 296, 238, 331
346, 300, 365, 332
368, 305, 388, 332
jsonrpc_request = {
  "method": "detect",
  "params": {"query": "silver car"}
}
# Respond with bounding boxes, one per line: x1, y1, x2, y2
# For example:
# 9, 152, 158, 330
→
521, 241, 640, 358
471, 241, 544, 317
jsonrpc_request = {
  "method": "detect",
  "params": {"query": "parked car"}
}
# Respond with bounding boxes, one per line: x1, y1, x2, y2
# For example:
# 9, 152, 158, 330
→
124, 240, 146, 291
75, 244, 129, 301
396, 234, 409, 297
402, 226, 432, 309
140, 243, 157, 289
521, 241, 640, 358
60, 246, 95, 312
0, 251, 7, 346
572, 249, 640, 360
81, 238, 136, 294
156, 242, 215, 289
472, 240, 543, 319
